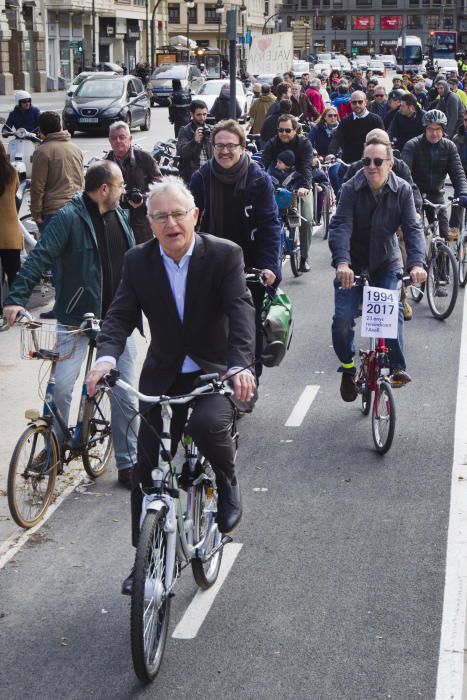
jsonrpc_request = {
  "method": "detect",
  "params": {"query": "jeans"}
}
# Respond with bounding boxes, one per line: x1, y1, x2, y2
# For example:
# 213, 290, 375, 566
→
53, 331, 139, 470
299, 189, 314, 262
39, 214, 59, 299
328, 162, 348, 198
332, 269, 405, 373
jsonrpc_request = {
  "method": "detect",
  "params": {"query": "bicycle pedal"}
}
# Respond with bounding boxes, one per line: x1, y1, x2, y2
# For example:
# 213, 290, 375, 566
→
168, 591, 176, 598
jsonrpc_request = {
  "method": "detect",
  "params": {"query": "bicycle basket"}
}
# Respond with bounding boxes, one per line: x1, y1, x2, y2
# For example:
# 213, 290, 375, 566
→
261, 288, 294, 367
274, 188, 293, 211
20, 323, 80, 361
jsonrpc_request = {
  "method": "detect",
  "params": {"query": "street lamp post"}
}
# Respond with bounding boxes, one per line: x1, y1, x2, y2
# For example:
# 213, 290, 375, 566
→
145, 0, 149, 65
240, 2, 247, 69
216, 0, 224, 77
91, 0, 96, 68
262, 11, 282, 35
185, 0, 195, 64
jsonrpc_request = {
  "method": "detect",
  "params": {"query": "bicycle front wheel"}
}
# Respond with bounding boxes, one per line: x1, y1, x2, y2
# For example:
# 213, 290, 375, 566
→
81, 389, 113, 478
426, 243, 458, 320
459, 230, 467, 288
288, 225, 302, 278
321, 188, 331, 240
371, 381, 395, 455
131, 509, 172, 684
191, 467, 223, 589
8, 424, 59, 528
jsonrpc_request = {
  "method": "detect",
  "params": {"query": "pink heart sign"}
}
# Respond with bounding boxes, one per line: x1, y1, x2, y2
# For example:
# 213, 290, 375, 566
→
257, 38, 272, 52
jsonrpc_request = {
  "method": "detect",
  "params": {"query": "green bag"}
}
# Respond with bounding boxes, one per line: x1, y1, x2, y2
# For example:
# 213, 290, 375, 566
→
261, 288, 294, 367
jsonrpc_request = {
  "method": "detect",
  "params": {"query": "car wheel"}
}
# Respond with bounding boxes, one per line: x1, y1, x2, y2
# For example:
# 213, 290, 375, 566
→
141, 110, 150, 131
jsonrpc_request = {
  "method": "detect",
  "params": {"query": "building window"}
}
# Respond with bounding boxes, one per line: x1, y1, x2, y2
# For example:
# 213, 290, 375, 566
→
352, 15, 376, 29
287, 16, 293, 28
382, 0, 397, 6
168, 3, 180, 23
331, 15, 346, 29
355, 0, 372, 6
301, 0, 308, 7
133, 0, 145, 5
312, 0, 319, 6
443, 15, 454, 28
188, 5, 197, 22
427, 15, 439, 28
205, 4, 220, 24
333, 0, 343, 6
381, 15, 402, 28
323, 0, 330, 6
408, 0, 419, 5
313, 15, 326, 30
407, 14, 422, 28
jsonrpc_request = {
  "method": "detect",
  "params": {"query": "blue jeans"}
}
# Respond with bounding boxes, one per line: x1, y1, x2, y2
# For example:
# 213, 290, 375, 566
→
328, 162, 348, 198
332, 269, 405, 373
53, 331, 139, 470
39, 214, 59, 299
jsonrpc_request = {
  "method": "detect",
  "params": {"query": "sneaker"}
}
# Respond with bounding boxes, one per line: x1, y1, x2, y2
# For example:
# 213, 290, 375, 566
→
448, 227, 459, 242
403, 299, 413, 321
340, 373, 357, 402
299, 258, 310, 273
389, 369, 412, 388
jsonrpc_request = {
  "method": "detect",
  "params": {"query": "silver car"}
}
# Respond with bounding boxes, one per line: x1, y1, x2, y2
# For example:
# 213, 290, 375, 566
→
149, 63, 205, 106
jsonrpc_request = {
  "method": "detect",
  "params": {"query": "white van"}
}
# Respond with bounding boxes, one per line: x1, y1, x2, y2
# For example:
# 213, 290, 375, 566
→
395, 36, 424, 73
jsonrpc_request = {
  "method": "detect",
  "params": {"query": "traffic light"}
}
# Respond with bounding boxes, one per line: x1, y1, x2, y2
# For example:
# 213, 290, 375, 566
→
429, 31, 435, 37
77, 41, 83, 53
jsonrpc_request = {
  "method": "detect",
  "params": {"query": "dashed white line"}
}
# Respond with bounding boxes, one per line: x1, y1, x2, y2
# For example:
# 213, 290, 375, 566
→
285, 385, 320, 427
435, 288, 467, 700
172, 542, 243, 640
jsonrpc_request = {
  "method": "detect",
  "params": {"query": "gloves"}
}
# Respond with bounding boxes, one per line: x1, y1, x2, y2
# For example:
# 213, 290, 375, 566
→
459, 195, 467, 208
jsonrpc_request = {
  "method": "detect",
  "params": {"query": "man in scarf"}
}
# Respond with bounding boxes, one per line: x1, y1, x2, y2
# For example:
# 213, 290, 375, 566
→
190, 119, 281, 379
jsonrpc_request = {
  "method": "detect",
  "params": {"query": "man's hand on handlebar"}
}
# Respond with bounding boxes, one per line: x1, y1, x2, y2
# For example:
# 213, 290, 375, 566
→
409, 266, 427, 285
86, 361, 115, 397
3, 305, 26, 327
336, 263, 354, 289
297, 187, 309, 198
222, 368, 256, 403
261, 268, 276, 286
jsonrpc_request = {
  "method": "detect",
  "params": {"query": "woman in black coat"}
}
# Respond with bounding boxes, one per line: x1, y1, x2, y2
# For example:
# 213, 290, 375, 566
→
210, 84, 242, 123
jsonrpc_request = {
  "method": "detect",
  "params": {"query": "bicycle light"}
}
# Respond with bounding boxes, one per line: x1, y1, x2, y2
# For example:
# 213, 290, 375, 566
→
24, 409, 40, 420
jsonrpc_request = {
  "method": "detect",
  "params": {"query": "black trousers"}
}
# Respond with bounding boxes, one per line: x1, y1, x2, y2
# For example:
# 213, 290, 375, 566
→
249, 283, 266, 380
130, 372, 236, 547
0, 249, 21, 288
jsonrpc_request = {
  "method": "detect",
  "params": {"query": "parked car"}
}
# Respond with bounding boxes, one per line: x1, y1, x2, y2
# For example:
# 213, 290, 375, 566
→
368, 60, 386, 78
254, 73, 281, 85
196, 80, 252, 122
66, 71, 118, 96
149, 63, 205, 106
97, 62, 124, 74
292, 61, 311, 76
313, 62, 332, 77
434, 58, 459, 74
62, 74, 151, 136
375, 54, 397, 70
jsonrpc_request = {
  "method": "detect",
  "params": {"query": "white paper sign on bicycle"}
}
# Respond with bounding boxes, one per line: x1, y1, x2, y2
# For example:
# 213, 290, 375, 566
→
361, 285, 399, 339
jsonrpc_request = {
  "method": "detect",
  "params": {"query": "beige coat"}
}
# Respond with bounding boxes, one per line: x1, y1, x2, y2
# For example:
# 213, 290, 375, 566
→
0, 171, 21, 250
248, 94, 276, 134
30, 131, 84, 221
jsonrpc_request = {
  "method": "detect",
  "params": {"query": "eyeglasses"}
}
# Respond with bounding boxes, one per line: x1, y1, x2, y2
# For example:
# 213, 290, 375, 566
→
351, 100, 364, 105
107, 181, 126, 190
278, 127, 293, 133
362, 157, 389, 167
326, 114, 338, 118
148, 208, 194, 224
375, 94, 386, 98
213, 143, 241, 152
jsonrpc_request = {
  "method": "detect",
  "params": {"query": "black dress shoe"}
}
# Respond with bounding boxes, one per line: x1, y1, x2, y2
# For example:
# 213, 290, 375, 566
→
340, 373, 358, 402
216, 477, 242, 533
121, 566, 136, 596
299, 258, 310, 273
40, 309, 56, 320
117, 467, 133, 490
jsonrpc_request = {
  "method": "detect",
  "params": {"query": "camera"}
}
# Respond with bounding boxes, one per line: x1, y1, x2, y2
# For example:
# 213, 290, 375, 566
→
124, 188, 144, 206
201, 126, 211, 136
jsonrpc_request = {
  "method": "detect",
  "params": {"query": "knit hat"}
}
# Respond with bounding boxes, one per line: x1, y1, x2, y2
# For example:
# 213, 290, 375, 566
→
277, 150, 295, 167
388, 89, 405, 101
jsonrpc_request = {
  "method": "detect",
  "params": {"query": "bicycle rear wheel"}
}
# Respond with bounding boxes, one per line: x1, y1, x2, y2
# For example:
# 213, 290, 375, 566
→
426, 243, 458, 320
321, 188, 331, 240
81, 389, 113, 478
8, 424, 59, 528
191, 466, 223, 589
131, 509, 172, 684
288, 224, 302, 278
459, 230, 467, 288
371, 381, 395, 455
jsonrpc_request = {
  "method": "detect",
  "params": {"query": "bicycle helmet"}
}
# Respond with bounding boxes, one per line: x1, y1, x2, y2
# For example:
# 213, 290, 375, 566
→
422, 109, 448, 127
15, 90, 31, 104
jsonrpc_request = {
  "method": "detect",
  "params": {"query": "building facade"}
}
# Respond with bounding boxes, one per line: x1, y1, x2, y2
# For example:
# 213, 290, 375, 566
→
281, 0, 465, 56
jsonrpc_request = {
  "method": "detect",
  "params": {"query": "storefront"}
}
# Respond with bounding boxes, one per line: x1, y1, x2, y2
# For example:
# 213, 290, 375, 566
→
99, 17, 116, 64
351, 17, 375, 55
125, 20, 140, 71
47, 11, 85, 85
379, 39, 397, 55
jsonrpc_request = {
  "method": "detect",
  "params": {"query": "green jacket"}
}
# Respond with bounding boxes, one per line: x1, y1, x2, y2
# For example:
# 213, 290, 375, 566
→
6, 193, 136, 326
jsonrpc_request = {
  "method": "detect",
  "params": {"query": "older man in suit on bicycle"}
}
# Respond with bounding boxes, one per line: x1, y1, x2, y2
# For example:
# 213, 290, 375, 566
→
87, 176, 256, 595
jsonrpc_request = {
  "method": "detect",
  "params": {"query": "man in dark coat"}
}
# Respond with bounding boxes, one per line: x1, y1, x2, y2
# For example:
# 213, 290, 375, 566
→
388, 92, 425, 151
168, 78, 192, 137
176, 99, 213, 184
327, 91, 384, 165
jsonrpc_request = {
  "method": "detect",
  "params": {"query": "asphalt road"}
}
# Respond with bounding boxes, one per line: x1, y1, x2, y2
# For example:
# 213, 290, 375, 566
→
0, 82, 466, 698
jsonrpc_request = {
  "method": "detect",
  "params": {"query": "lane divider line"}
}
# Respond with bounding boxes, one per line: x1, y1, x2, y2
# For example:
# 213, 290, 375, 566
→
285, 385, 320, 427
435, 287, 467, 699
172, 542, 243, 640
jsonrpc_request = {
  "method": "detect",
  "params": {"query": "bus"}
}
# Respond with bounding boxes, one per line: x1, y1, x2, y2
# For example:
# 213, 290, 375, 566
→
395, 35, 424, 73
430, 31, 457, 60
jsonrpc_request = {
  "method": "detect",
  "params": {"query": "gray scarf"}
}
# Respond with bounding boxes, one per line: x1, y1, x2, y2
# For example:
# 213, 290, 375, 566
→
208, 153, 250, 236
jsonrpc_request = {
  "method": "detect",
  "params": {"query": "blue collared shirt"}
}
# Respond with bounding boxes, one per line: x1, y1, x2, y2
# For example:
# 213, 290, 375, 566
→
159, 237, 201, 373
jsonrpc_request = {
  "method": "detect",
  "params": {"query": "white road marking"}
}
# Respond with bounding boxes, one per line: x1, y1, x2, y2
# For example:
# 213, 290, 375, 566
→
435, 288, 467, 699
172, 542, 243, 640
285, 385, 320, 427
0, 470, 85, 571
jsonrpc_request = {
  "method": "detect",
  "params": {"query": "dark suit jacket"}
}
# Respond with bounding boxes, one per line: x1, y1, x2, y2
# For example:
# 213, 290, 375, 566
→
96, 233, 256, 394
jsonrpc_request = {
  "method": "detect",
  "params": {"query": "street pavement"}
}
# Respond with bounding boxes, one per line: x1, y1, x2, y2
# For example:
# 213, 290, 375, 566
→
1, 88, 467, 698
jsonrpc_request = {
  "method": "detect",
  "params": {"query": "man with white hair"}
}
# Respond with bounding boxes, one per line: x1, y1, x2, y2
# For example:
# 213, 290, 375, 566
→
87, 176, 256, 594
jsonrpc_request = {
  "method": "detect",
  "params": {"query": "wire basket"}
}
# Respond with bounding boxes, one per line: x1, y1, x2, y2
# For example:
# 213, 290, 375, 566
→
20, 323, 81, 361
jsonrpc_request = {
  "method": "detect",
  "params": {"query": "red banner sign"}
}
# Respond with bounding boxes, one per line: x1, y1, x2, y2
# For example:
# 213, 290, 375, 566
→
351, 16, 375, 30
381, 16, 402, 30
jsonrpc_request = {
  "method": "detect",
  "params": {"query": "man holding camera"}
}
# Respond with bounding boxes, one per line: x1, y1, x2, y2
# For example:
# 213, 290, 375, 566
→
106, 121, 161, 244
177, 100, 213, 185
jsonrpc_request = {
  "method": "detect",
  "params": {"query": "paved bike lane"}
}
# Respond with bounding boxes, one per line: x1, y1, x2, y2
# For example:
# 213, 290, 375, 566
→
0, 232, 466, 698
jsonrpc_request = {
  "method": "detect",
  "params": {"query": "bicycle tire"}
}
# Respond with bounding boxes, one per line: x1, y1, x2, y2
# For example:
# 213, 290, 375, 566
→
8, 424, 59, 528
321, 188, 331, 240
360, 366, 371, 416
191, 467, 223, 589
131, 509, 172, 684
459, 231, 467, 288
426, 243, 458, 320
81, 389, 113, 478
371, 381, 395, 455
289, 224, 302, 278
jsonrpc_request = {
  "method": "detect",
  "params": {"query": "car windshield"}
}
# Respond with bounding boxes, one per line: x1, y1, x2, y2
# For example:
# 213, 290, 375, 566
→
199, 81, 243, 95
152, 65, 187, 79
76, 79, 124, 98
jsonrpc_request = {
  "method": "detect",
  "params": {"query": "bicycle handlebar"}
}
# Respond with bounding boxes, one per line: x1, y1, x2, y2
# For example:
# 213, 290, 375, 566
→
0, 309, 34, 332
